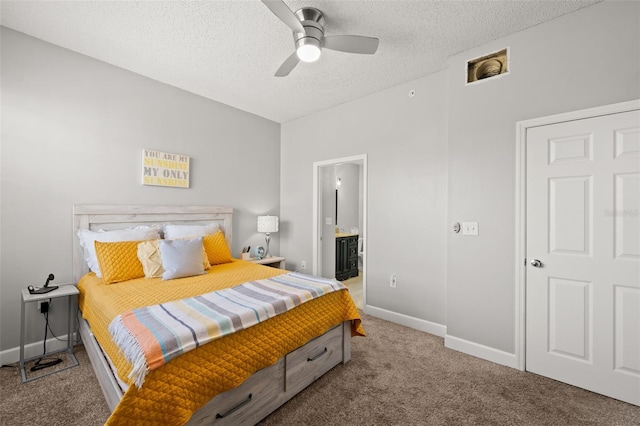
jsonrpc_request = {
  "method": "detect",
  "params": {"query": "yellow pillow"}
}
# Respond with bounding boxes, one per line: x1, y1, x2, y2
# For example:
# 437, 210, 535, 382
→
203, 230, 232, 265
95, 240, 145, 284
137, 240, 211, 279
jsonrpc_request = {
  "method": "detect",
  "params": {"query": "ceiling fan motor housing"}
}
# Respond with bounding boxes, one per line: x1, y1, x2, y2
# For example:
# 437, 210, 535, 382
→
293, 7, 325, 50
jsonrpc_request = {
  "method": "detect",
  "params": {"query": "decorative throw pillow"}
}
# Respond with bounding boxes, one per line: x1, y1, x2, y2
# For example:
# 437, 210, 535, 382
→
137, 240, 164, 279
163, 223, 220, 240
159, 237, 205, 280
78, 225, 160, 277
138, 240, 210, 279
95, 240, 146, 284
203, 230, 233, 265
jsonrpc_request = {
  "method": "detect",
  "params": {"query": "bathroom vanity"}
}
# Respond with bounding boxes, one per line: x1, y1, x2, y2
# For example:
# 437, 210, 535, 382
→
335, 233, 359, 281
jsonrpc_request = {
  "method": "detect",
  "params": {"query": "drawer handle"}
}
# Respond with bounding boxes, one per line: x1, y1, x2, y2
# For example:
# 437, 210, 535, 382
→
215, 393, 253, 419
307, 347, 328, 362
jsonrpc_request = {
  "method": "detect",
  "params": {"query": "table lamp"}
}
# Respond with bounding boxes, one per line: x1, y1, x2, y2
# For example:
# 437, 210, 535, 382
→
257, 215, 279, 258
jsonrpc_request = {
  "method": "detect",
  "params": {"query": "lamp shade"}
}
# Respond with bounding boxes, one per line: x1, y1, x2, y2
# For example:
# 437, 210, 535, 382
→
257, 216, 279, 233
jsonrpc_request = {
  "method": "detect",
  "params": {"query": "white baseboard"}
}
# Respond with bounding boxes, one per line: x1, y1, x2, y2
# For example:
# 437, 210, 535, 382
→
0, 333, 78, 366
365, 305, 446, 337
445, 334, 517, 369
364, 305, 517, 369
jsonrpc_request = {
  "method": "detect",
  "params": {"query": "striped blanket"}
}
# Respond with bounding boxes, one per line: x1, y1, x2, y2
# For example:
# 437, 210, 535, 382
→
108, 272, 346, 387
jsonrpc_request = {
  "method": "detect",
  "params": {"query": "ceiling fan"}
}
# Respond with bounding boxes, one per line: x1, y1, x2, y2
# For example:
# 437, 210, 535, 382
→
262, 0, 380, 77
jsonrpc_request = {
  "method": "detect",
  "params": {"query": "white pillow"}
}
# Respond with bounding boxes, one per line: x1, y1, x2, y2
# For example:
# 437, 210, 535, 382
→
159, 237, 205, 280
163, 223, 220, 239
78, 225, 160, 277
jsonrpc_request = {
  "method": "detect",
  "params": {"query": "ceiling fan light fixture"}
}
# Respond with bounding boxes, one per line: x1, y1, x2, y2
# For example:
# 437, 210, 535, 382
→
263, 1, 379, 77
296, 38, 321, 62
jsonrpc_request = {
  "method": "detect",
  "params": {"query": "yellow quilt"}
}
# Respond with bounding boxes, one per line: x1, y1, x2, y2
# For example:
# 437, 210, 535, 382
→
78, 260, 364, 425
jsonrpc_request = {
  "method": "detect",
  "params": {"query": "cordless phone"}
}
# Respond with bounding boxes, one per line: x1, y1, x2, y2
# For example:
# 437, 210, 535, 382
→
28, 274, 58, 294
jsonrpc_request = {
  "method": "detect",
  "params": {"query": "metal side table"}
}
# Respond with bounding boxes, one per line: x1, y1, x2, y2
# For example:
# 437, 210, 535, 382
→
20, 284, 79, 382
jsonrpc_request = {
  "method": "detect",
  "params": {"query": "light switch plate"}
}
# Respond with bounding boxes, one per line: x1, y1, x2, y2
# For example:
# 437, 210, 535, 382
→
462, 222, 479, 236
325, 217, 333, 225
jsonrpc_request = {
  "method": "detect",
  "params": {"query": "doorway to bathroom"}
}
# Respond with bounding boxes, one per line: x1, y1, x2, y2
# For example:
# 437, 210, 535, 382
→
313, 155, 367, 311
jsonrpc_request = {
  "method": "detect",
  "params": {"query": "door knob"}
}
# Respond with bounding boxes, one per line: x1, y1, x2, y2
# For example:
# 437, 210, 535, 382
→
530, 259, 543, 268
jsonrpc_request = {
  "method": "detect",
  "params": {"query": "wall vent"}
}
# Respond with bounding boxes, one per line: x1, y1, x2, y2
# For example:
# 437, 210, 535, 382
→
466, 48, 509, 84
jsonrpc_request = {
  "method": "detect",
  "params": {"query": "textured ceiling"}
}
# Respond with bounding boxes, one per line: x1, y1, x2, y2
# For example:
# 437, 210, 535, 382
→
1, 0, 600, 123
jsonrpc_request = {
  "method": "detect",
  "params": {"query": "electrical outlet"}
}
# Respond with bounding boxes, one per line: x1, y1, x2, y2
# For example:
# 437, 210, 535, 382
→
390, 273, 397, 288
301, 260, 306, 270
39, 301, 49, 314
462, 221, 479, 236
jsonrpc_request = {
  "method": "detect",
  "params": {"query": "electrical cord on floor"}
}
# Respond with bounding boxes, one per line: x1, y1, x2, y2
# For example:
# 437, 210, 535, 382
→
31, 298, 62, 371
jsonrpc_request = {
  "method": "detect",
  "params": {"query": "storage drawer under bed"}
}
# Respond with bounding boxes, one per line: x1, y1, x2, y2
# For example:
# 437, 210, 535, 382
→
187, 323, 345, 425
187, 358, 285, 426
285, 324, 344, 396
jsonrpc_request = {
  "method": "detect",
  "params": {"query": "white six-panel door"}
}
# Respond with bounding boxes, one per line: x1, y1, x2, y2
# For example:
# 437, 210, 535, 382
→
526, 109, 640, 405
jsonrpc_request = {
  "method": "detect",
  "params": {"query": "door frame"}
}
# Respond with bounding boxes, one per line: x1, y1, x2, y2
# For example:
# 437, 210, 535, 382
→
312, 154, 367, 311
514, 99, 640, 371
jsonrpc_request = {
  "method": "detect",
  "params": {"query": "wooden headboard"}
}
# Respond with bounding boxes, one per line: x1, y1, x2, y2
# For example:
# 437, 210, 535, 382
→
72, 205, 233, 283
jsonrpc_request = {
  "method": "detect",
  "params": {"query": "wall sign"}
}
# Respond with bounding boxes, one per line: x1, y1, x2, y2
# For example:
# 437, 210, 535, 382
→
142, 149, 190, 188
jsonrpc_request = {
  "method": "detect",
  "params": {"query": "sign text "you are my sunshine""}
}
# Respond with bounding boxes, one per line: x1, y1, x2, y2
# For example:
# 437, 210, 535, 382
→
142, 149, 190, 188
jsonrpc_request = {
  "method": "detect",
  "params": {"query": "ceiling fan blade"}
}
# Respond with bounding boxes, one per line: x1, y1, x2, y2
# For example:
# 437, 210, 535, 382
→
323, 35, 379, 55
262, 0, 305, 33
275, 51, 300, 77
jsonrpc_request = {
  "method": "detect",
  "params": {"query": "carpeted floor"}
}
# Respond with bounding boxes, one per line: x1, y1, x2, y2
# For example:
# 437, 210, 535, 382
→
1, 313, 638, 425
260, 314, 640, 425
0, 346, 110, 425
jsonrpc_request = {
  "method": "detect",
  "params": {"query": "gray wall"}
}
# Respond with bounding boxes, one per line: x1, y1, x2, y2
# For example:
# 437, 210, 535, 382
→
446, 0, 640, 354
0, 28, 281, 355
320, 165, 336, 278
281, 0, 640, 356
336, 163, 361, 233
281, 71, 449, 325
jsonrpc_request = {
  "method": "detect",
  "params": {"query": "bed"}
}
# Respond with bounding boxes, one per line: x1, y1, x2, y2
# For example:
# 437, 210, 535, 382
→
72, 205, 364, 425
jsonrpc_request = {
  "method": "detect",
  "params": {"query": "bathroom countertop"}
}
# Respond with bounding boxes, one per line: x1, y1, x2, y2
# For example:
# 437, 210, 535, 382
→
335, 232, 359, 238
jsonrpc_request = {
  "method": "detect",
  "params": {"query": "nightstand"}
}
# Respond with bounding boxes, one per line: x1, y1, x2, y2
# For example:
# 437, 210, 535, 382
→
20, 284, 79, 382
248, 256, 286, 269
